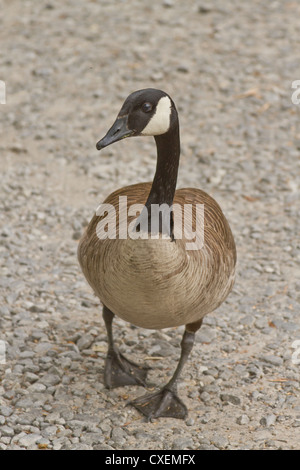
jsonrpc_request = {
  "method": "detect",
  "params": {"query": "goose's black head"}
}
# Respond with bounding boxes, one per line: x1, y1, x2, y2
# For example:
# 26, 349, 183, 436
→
96, 88, 177, 150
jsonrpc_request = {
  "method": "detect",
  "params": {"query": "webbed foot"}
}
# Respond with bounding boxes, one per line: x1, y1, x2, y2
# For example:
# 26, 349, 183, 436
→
130, 387, 188, 420
104, 349, 149, 388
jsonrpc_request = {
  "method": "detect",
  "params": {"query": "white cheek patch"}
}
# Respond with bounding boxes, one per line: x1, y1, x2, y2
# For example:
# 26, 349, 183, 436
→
141, 96, 171, 136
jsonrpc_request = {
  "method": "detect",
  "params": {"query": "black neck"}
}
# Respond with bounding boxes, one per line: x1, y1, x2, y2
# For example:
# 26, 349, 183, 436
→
145, 120, 180, 208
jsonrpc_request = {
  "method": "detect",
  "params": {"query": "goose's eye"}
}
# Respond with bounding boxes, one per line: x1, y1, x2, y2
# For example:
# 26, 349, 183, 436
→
141, 102, 153, 113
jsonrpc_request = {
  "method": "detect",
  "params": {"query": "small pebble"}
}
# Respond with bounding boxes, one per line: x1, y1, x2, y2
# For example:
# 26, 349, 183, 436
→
0, 0, 298, 451
237, 415, 250, 425
18, 433, 43, 448
220, 394, 241, 406
260, 415, 277, 427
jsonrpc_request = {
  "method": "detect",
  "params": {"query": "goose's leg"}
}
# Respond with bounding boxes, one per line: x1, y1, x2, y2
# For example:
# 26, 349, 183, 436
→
130, 319, 203, 420
102, 306, 149, 388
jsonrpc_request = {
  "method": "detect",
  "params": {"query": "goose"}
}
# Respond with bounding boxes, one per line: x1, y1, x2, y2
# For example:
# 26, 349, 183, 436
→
78, 88, 236, 420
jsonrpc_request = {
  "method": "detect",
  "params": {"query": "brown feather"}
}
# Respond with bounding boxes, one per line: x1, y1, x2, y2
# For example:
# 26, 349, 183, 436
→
78, 182, 236, 329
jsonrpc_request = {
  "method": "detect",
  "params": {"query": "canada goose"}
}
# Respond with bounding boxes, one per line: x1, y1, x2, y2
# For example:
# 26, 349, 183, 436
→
78, 88, 236, 420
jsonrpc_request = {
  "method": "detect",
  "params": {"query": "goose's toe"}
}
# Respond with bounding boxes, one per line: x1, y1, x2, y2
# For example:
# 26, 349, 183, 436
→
129, 387, 188, 421
104, 350, 149, 389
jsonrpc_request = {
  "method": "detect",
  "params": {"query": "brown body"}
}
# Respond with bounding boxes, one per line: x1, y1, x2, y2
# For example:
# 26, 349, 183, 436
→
78, 182, 236, 329
77, 89, 237, 419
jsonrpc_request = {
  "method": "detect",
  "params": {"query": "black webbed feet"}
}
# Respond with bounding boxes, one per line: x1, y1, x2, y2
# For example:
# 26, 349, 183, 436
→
129, 387, 188, 420
104, 349, 149, 389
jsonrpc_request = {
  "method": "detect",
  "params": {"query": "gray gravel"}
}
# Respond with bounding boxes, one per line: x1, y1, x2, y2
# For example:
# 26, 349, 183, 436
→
1, 0, 300, 450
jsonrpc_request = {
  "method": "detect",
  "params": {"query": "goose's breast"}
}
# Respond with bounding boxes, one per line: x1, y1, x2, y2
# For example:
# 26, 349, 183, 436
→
84, 236, 234, 329
78, 184, 236, 329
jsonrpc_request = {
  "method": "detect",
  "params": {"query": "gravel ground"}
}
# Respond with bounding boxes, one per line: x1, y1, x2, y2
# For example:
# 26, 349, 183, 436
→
1, 0, 300, 450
